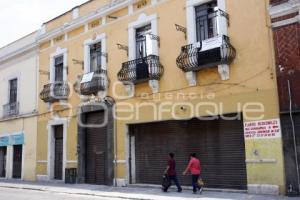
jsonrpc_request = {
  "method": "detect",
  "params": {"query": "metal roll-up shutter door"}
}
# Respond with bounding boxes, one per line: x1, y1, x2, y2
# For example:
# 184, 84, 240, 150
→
281, 113, 300, 191
0, 147, 6, 178
54, 125, 63, 180
132, 116, 247, 190
85, 111, 107, 185
12, 145, 23, 179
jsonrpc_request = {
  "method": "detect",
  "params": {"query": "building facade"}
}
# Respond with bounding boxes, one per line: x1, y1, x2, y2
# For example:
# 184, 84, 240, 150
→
36, 0, 285, 195
269, 0, 300, 195
0, 32, 39, 181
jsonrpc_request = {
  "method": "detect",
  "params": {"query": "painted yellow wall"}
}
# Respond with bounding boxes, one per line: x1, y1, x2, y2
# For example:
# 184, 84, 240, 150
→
0, 116, 38, 181
37, 0, 284, 193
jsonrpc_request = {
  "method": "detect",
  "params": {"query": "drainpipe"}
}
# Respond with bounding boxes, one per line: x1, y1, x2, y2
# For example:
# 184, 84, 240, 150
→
287, 80, 300, 192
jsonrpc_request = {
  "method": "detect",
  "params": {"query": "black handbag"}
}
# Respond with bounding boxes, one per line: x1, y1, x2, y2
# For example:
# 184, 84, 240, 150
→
161, 174, 171, 191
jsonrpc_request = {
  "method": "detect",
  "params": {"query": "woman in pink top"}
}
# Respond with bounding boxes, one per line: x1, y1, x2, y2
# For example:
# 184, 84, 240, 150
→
183, 153, 203, 194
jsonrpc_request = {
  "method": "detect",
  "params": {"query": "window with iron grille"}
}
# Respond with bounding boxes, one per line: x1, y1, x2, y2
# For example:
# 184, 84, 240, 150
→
9, 79, 17, 104
195, 1, 218, 42
136, 24, 152, 59
54, 56, 64, 82
90, 42, 102, 72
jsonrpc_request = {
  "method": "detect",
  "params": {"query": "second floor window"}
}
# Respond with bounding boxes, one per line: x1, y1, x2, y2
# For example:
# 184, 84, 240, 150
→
54, 56, 64, 82
195, 1, 217, 42
90, 42, 102, 72
136, 24, 152, 59
9, 79, 18, 104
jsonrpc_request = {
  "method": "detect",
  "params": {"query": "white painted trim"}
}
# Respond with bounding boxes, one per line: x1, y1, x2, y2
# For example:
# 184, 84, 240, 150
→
269, 1, 300, 18
37, 160, 48, 163
151, 0, 157, 6
185, 0, 230, 82
113, 160, 126, 164
128, 4, 133, 15
49, 47, 68, 83
102, 17, 107, 25
128, 13, 158, 60
72, 8, 79, 19
66, 160, 77, 163
272, 15, 300, 28
84, 24, 89, 32
47, 118, 68, 181
83, 33, 107, 73
130, 135, 136, 184
7, 146, 13, 179
21, 144, 25, 180
186, 0, 227, 44
125, 125, 130, 185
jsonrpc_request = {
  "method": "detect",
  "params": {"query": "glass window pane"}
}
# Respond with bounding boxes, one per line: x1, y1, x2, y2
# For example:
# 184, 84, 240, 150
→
136, 24, 151, 58
195, 1, 217, 42
9, 79, 17, 103
90, 42, 102, 72
54, 56, 64, 82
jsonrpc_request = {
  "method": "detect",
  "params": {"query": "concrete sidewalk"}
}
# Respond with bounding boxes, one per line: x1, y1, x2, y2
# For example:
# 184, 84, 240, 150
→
0, 179, 294, 200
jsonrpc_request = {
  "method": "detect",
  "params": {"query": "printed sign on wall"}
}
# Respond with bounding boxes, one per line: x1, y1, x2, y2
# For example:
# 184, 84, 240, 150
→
244, 119, 281, 140
10, 134, 24, 145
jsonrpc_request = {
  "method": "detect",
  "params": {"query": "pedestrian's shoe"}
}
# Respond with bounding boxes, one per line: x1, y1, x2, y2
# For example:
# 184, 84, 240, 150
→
177, 189, 182, 193
199, 187, 203, 194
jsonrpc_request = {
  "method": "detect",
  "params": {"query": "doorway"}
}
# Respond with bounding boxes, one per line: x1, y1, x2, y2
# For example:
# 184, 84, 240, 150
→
0, 147, 7, 178
12, 145, 22, 179
54, 125, 63, 180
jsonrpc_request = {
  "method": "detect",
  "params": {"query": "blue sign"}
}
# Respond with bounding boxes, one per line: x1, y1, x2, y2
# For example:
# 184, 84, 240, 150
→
0, 136, 9, 147
10, 134, 24, 145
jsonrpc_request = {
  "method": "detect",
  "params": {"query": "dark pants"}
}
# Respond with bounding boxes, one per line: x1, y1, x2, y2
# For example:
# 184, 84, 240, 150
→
167, 175, 182, 191
192, 174, 201, 192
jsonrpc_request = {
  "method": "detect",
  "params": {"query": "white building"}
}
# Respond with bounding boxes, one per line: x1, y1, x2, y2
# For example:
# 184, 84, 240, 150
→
0, 31, 39, 181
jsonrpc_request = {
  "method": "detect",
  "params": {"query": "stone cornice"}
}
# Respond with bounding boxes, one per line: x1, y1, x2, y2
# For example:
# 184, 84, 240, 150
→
37, 0, 130, 43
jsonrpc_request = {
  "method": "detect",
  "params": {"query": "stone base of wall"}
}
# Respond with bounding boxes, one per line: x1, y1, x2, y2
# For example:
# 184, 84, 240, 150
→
115, 178, 128, 187
248, 184, 280, 195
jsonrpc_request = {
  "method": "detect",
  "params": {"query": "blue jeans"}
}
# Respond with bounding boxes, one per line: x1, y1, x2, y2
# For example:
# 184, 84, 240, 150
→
168, 175, 182, 191
192, 175, 201, 192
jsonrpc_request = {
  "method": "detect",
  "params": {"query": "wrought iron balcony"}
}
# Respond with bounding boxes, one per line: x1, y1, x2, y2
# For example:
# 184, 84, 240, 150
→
117, 55, 163, 84
40, 82, 70, 103
79, 69, 108, 96
3, 102, 19, 118
176, 35, 236, 72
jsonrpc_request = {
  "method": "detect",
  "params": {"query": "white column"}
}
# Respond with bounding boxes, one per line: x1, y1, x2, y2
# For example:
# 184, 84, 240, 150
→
186, 2, 197, 85
130, 135, 136, 184
7, 146, 13, 179
217, 0, 230, 80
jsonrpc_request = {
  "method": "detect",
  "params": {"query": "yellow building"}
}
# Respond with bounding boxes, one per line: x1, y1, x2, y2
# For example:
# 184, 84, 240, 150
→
36, 0, 284, 195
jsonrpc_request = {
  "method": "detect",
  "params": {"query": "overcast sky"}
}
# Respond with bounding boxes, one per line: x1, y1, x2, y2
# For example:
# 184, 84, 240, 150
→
0, 0, 89, 48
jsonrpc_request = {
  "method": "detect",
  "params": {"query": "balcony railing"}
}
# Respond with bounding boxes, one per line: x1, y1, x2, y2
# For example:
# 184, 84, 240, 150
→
79, 69, 108, 95
3, 102, 19, 118
40, 82, 70, 103
176, 35, 236, 72
117, 55, 163, 84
